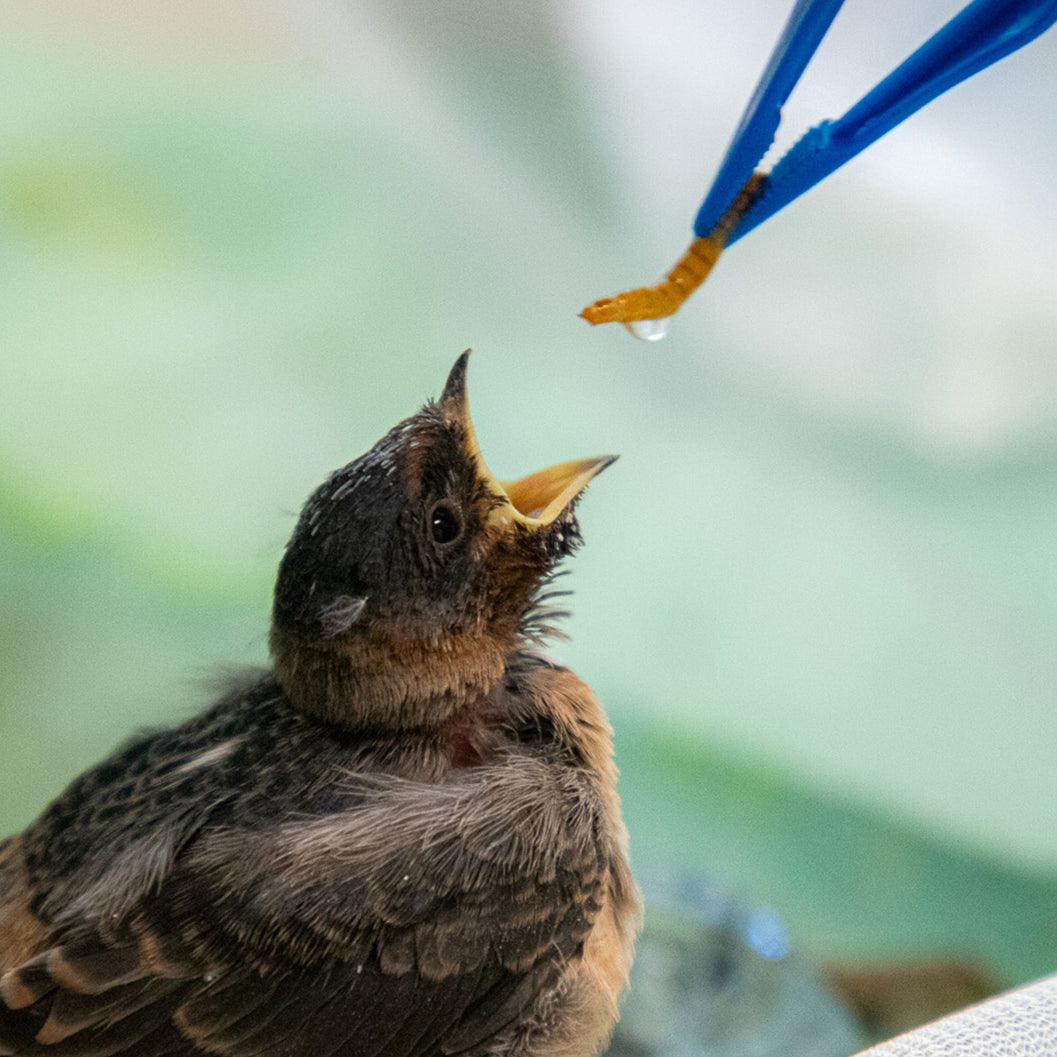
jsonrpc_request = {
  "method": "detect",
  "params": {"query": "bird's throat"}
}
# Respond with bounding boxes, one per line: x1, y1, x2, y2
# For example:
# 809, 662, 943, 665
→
269, 624, 509, 732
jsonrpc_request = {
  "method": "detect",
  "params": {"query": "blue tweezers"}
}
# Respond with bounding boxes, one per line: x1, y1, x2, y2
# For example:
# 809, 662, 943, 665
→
581, 0, 1057, 331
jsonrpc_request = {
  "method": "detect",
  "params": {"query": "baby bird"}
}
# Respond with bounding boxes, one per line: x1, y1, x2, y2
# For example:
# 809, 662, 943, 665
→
0, 352, 637, 1057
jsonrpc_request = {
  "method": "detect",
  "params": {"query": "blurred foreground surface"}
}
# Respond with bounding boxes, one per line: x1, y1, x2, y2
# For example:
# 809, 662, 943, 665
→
2, 1, 1056, 1047
606, 873, 864, 1057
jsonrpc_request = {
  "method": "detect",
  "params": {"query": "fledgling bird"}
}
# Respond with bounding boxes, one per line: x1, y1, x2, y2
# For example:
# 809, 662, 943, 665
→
0, 352, 638, 1057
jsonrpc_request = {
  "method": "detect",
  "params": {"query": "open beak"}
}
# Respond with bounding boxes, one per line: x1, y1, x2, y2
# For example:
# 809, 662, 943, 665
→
440, 351, 616, 528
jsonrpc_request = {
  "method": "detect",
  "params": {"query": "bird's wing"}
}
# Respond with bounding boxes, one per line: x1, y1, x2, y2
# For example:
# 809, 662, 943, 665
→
0, 756, 608, 1057
0, 840, 50, 973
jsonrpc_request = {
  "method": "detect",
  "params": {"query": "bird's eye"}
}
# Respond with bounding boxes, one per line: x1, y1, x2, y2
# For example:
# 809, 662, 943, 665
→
429, 501, 462, 546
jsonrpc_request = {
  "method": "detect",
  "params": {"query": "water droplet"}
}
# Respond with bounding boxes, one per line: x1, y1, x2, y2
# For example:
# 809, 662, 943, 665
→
625, 317, 671, 342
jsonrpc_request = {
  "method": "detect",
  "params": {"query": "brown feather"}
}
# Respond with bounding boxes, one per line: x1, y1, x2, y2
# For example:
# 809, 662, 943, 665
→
0, 841, 48, 973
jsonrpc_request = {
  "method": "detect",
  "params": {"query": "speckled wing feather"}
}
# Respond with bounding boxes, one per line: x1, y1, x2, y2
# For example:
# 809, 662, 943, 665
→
0, 754, 608, 1057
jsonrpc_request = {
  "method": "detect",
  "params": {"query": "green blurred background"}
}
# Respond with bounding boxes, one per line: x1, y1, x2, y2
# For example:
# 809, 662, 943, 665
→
1, 0, 1056, 991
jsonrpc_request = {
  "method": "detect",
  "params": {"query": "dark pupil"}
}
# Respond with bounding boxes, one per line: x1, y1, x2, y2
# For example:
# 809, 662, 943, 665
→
431, 505, 460, 544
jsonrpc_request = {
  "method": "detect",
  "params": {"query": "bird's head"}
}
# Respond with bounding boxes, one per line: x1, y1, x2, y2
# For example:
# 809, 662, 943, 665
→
270, 351, 614, 731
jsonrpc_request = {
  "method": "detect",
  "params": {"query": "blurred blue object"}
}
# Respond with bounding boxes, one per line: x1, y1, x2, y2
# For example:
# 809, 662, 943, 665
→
696, 0, 1057, 242
606, 872, 863, 1057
